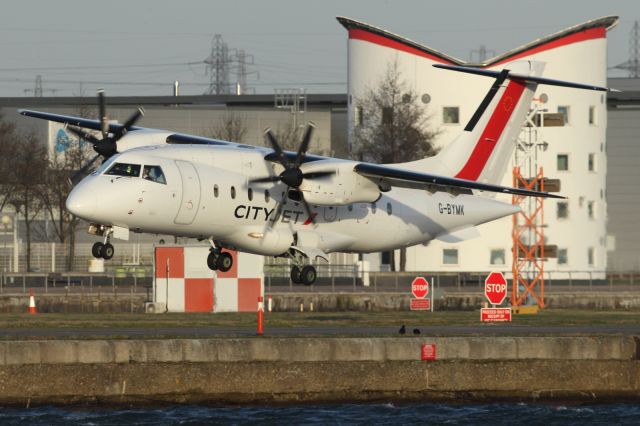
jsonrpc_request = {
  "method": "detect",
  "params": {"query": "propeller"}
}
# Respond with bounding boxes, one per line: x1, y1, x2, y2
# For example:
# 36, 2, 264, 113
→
67, 89, 144, 185
250, 123, 335, 225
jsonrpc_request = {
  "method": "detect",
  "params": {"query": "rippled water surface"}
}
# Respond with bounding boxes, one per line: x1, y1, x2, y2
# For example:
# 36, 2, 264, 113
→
1, 402, 639, 425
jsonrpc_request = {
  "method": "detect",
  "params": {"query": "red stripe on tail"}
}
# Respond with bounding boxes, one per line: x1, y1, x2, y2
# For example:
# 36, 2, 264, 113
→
454, 80, 526, 181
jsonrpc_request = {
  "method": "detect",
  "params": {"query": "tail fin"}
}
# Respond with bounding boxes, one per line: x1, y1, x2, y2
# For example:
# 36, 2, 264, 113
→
404, 60, 608, 185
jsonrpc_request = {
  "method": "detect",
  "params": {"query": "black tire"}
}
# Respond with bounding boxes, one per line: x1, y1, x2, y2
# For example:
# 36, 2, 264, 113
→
301, 265, 317, 286
101, 243, 114, 260
206, 251, 218, 271
216, 252, 233, 272
91, 242, 104, 258
290, 266, 302, 284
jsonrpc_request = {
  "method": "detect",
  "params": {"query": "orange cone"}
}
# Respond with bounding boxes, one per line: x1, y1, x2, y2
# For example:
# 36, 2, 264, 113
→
257, 296, 264, 336
28, 289, 37, 314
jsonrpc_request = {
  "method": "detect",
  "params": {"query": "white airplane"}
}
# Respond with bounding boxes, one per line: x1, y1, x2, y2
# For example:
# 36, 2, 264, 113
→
20, 61, 608, 285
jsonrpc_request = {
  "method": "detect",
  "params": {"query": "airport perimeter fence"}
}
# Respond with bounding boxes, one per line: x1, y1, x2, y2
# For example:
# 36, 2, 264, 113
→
2, 265, 640, 296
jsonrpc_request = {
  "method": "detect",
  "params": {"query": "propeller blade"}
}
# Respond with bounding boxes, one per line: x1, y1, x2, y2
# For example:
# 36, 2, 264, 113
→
300, 194, 316, 224
267, 190, 288, 228
263, 128, 288, 167
67, 126, 101, 145
249, 175, 282, 184
97, 89, 108, 139
111, 107, 144, 141
302, 170, 336, 180
294, 122, 315, 167
69, 153, 101, 186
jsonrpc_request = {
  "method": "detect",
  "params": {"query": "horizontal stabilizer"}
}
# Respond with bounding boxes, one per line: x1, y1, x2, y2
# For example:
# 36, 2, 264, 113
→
433, 64, 613, 92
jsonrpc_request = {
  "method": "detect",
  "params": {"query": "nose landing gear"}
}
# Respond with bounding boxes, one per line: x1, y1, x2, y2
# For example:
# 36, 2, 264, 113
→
91, 228, 115, 260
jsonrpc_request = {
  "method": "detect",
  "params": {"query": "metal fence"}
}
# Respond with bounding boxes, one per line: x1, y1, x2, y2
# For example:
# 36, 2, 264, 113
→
1, 265, 639, 295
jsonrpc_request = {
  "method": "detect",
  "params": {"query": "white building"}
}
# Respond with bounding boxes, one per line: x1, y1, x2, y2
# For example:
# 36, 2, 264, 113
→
338, 16, 618, 277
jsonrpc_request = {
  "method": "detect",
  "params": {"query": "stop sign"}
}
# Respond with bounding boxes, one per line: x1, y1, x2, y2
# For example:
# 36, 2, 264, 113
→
411, 277, 429, 299
484, 272, 507, 305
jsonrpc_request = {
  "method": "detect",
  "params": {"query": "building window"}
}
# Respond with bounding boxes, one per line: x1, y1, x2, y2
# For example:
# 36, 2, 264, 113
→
443, 106, 459, 124
490, 249, 505, 265
588, 106, 596, 125
247, 188, 253, 201
587, 201, 595, 220
371, 203, 377, 214
443, 249, 458, 265
558, 105, 570, 124
588, 247, 594, 266
557, 154, 569, 171
231, 186, 236, 199
381, 107, 393, 124
213, 184, 219, 198
557, 202, 569, 219
588, 153, 596, 172
558, 248, 568, 265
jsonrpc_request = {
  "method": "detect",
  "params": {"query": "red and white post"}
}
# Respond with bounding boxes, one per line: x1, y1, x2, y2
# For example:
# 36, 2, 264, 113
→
257, 296, 264, 335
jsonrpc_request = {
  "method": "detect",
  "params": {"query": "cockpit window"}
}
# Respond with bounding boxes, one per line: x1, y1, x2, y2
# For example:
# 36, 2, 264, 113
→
142, 165, 167, 184
105, 162, 141, 177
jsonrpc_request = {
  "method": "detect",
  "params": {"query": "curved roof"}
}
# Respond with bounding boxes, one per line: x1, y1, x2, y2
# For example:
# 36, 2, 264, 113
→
336, 16, 619, 68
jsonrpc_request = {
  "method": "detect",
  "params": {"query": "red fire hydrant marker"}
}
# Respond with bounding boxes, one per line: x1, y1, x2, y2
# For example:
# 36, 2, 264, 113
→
257, 296, 264, 336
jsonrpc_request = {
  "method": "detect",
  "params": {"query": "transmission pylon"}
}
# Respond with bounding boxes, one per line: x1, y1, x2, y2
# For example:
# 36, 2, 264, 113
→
613, 21, 640, 78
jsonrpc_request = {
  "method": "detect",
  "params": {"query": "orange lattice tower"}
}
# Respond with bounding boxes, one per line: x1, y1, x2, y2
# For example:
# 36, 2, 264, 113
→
511, 166, 545, 308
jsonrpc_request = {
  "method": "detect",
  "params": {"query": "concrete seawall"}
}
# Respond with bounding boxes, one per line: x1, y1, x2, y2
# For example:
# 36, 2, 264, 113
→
0, 337, 638, 404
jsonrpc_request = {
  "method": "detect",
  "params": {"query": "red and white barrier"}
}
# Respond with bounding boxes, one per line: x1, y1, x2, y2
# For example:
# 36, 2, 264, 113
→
153, 246, 263, 313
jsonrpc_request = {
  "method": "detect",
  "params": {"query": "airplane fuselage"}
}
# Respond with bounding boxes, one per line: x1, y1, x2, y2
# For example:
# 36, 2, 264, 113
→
68, 144, 518, 257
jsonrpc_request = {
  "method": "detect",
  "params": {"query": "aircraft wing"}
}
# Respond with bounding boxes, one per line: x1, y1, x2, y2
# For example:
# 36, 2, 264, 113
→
354, 163, 565, 199
18, 109, 135, 133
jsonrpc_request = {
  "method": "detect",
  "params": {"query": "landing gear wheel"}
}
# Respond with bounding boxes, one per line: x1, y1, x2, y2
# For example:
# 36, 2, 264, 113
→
100, 243, 114, 260
301, 265, 317, 286
92, 242, 104, 258
290, 266, 302, 284
216, 252, 233, 272
206, 251, 218, 271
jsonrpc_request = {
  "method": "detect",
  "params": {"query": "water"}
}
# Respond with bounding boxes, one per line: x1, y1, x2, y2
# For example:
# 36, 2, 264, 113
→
0, 403, 639, 425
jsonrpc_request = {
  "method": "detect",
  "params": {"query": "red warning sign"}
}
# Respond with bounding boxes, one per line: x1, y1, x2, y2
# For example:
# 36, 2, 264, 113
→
480, 307, 512, 322
484, 272, 507, 305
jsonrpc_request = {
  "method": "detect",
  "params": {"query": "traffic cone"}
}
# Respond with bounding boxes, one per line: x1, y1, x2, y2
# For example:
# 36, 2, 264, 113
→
257, 296, 264, 336
28, 289, 37, 314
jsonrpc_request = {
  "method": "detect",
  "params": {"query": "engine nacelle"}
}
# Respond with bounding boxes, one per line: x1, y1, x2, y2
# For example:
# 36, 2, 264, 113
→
299, 160, 380, 206
116, 130, 173, 152
229, 227, 294, 256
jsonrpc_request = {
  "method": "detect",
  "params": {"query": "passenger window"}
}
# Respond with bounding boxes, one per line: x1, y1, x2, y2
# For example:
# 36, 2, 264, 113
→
231, 186, 236, 199
142, 165, 166, 184
214, 185, 219, 198
248, 188, 253, 201
105, 162, 141, 177
348, 204, 353, 212
387, 202, 392, 215
265, 190, 270, 203
371, 203, 377, 214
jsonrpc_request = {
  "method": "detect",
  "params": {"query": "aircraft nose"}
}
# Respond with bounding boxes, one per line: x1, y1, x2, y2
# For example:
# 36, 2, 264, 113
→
66, 183, 97, 219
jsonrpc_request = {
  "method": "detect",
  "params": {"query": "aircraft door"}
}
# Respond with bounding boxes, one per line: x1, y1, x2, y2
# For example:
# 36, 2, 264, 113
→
174, 160, 201, 225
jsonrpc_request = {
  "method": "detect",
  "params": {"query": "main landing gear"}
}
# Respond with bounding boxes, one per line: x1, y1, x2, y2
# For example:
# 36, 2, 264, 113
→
206, 240, 233, 272
91, 228, 114, 260
288, 249, 316, 286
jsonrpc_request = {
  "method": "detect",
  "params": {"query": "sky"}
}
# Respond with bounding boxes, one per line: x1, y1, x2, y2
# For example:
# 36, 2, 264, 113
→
0, 0, 636, 97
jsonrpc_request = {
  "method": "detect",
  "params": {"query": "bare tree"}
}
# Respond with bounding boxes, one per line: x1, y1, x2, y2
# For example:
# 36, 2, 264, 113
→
40, 103, 96, 270
208, 112, 248, 142
7, 132, 48, 271
0, 117, 21, 211
352, 62, 440, 271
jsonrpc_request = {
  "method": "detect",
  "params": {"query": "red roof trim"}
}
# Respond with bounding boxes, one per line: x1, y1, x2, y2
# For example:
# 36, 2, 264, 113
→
489, 27, 606, 67
349, 29, 455, 64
